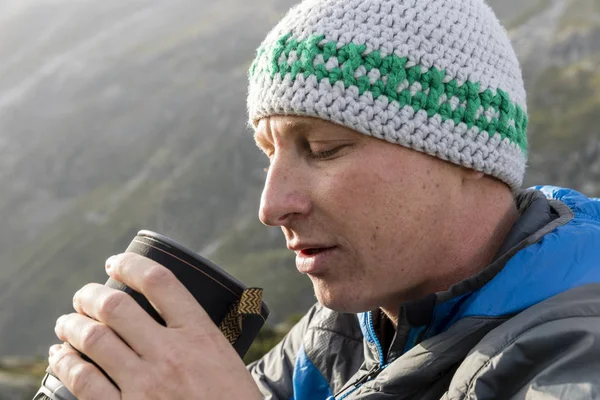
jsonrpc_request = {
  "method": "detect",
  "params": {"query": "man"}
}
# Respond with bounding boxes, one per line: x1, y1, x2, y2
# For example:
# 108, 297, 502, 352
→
49, 0, 600, 399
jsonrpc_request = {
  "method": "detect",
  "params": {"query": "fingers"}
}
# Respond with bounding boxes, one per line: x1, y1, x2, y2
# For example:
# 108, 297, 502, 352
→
49, 343, 121, 400
54, 313, 140, 387
106, 253, 211, 329
72, 283, 161, 355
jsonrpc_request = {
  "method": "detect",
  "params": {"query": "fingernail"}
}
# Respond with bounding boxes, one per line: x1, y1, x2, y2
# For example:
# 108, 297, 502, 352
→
106, 255, 117, 270
56, 314, 67, 324
55, 314, 68, 333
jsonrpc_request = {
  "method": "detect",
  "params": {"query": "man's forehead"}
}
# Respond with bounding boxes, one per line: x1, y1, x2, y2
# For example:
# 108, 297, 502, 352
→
254, 116, 318, 141
258, 116, 317, 131
280, 117, 317, 132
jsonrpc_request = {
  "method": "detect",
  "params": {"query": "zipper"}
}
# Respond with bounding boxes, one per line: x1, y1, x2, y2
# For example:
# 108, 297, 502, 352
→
352, 364, 383, 387
367, 310, 385, 366
335, 364, 383, 399
334, 311, 386, 399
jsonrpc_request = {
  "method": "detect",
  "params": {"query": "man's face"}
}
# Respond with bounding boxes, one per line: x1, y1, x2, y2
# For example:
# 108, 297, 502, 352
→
254, 115, 465, 313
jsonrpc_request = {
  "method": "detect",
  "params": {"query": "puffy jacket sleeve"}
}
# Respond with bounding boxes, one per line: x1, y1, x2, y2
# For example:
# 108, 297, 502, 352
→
445, 284, 600, 400
247, 303, 322, 400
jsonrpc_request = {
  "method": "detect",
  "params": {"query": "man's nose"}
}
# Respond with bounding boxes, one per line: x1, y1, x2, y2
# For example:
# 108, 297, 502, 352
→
258, 157, 311, 227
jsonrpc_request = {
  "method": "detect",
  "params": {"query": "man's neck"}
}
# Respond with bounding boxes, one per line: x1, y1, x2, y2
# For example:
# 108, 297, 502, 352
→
381, 190, 520, 329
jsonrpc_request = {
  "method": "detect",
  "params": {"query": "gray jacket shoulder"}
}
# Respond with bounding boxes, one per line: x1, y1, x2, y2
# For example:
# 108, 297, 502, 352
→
446, 283, 600, 400
248, 303, 323, 400
248, 303, 364, 399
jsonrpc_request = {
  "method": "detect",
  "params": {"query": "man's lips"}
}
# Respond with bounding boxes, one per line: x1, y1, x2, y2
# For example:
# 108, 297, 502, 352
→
291, 246, 337, 274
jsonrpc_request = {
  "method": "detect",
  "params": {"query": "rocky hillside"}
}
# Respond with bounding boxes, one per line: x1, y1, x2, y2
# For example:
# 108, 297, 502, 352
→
0, 0, 598, 366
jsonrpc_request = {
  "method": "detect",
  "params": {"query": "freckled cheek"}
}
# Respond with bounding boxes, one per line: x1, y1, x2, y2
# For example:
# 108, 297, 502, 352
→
322, 171, 396, 252
318, 168, 379, 206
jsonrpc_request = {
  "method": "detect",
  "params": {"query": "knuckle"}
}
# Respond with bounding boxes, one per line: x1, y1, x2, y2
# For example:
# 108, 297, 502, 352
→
72, 294, 83, 312
97, 291, 128, 319
110, 252, 132, 276
54, 314, 68, 336
72, 284, 92, 311
80, 324, 110, 352
141, 265, 172, 291
117, 252, 139, 269
69, 363, 95, 395
52, 347, 71, 372
72, 289, 84, 310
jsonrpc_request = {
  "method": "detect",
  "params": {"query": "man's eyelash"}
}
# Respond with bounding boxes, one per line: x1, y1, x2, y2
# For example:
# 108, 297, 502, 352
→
308, 146, 346, 159
262, 145, 349, 173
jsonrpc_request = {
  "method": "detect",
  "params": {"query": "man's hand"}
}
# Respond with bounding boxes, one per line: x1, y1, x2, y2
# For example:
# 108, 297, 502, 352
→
48, 252, 263, 400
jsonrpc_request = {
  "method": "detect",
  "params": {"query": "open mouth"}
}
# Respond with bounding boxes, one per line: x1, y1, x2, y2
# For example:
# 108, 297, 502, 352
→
294, 246, 337, 274
300, 247, 334, 256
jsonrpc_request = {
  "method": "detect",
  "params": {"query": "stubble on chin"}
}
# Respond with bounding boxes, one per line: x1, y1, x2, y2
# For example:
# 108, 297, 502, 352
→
309, 276, 372, 313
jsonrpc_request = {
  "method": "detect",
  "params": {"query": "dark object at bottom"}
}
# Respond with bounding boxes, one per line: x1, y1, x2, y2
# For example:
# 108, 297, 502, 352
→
33, 230, 269, 400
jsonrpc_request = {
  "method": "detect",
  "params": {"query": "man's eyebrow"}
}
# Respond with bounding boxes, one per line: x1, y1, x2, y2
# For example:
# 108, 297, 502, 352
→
254, 118, 316, 149
281, 119, 314, 136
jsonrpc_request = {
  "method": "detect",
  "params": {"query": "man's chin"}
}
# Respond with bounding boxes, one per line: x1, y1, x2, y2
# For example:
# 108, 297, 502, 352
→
312, 285, 374, 314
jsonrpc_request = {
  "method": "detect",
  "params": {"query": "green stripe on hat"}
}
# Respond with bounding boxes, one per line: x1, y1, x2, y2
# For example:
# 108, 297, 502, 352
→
250, 33, 528, 154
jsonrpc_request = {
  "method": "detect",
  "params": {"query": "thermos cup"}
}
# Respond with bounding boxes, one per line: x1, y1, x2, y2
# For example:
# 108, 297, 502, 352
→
33, 230, 269, 400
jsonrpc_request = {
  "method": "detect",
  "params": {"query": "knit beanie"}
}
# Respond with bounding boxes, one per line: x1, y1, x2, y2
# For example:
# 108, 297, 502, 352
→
247, 0, 528, 190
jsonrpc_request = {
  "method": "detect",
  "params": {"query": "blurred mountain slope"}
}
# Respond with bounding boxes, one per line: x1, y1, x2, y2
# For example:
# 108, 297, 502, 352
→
0, 0, 311, 358
0, 0, 598, 359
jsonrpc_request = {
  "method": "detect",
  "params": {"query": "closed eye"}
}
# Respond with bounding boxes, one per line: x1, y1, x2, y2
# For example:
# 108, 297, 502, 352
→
308, 145, 349, 160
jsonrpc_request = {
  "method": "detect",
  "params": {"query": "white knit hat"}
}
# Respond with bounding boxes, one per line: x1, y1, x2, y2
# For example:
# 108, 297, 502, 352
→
247, 0, 528, 189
